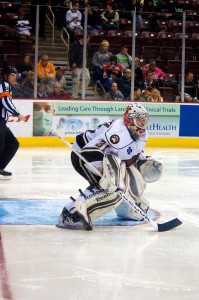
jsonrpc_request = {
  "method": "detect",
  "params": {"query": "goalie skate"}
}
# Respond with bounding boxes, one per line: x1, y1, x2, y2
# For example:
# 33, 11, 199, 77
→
56, 207, 91, 230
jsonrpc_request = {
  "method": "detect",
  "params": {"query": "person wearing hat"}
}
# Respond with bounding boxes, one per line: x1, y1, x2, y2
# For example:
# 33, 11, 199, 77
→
103, 55, 123, 92
0, 66, 26, 180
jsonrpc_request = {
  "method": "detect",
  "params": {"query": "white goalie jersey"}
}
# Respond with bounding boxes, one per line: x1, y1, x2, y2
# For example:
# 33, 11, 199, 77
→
74, 118, 148, 161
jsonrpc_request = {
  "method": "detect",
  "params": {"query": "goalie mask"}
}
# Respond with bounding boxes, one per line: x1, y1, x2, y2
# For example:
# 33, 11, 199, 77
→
123, 103, 149, 138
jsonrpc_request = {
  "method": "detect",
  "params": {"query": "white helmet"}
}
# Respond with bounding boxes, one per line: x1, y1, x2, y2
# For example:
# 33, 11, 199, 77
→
123, 103, 149, 137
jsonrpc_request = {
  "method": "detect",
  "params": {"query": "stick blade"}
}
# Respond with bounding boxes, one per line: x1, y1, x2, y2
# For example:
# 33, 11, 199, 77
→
157, 218, 182, 232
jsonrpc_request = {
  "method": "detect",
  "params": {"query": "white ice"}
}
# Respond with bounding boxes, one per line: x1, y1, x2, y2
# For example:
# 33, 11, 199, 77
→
0, 147, 199, 300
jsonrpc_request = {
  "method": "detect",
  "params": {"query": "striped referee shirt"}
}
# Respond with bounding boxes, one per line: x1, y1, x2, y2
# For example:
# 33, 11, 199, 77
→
0, 81, 20, 122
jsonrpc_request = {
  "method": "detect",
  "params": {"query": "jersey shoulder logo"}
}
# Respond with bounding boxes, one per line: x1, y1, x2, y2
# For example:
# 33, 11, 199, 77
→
110, 134, 120, 144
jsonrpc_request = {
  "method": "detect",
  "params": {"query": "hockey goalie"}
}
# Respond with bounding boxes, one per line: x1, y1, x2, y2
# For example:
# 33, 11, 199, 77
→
57, 103, 163, 230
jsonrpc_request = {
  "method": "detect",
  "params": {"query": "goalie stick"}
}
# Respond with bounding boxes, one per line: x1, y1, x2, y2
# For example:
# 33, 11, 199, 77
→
51, 129, 182, 232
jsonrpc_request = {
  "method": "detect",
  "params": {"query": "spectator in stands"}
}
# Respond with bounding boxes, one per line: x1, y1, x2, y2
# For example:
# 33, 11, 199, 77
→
134, 57, 144, 86
66, 1, 83, 41
30, 0, 48, 38
103, 55, 123, 92
100, 3, 119, 30
123, 0, 143, 29
134, 86, 147, 101
139, 70, 160, 97
21, 71, 34, 98
179, 72, 198, 102
147, 88, 163, 102
37, 82, 48, 98
116, 68, 132, 100
37, 54, 56, 81
92, 40, 113, 83
106, 81, 124, 100
142, 0, 159, 32
52, 0, 72, 30
155, 0, 173, 22
116, 46, 132, 70
48, 82, 71, 100
84, 4, 102, 31
54, 67, 67, 92
68, 33, 90, 99
14, 8, 33, 40
142, 60, 166, 81
17, 55, 34, 82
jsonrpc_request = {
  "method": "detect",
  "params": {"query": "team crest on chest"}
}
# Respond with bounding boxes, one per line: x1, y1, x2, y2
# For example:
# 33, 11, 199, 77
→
110, 134, 120, 144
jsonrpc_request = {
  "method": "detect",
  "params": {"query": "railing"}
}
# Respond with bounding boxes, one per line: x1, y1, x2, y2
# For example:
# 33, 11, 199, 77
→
46, 5, 55, 45
61, 27, 70, 68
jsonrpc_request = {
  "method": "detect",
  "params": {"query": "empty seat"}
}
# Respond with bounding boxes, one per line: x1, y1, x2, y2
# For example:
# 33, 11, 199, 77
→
186, 60, 199, 76
2, 40, 17, 54
141, 46, 159, 60
192, 32, 199, 48
157, 32, 175, 47
186, 10, 199, 21
107, 30, 125, 45
174, 32, 193, 48
0, 53, 5, 68
164, 73, 178, 82
119, 18, 133, 31
157, 19, 168, 31
178, 46, 196, 60
90, 30, 107, 44
168, 20, 183, 34
167, 60, 182, 74
160, 46, 177, 60
140, 19, 152, 31
4, 54, 21, 67
18, 40, 34, 55
139, 31, 157, 47
124, 30, 140, 47
186, 20, 199, 33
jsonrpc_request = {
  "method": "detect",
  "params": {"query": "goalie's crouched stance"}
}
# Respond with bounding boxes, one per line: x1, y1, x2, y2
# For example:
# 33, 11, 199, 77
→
57, 154, 162, 230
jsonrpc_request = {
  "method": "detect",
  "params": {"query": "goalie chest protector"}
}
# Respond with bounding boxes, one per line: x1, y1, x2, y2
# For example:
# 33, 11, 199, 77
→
105, 119, 147, 161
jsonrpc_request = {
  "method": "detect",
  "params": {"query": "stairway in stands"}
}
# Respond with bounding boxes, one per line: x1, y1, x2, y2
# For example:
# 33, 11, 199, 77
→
38, 19, 96, 100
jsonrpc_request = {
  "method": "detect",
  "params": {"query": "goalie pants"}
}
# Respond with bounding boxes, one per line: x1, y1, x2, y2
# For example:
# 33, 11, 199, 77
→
71, 150, 103, 186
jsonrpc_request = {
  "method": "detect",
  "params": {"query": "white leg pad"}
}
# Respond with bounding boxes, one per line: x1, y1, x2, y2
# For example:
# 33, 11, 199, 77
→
115, 164, 149, 221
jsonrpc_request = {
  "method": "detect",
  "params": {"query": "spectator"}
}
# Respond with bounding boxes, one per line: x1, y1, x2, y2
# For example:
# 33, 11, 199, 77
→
92, 40, 113, 83
21, 71, 34, 98
103, 55, 123, 92
101, 3, 119, 30
106, 81, 124, 100
68, 33, 90, 99
134, 86, 147, 101
30, 0, 48, 38
123, 0, 143, 29
134, 57, 144, 86
139, 70, 160, 97
84, 4, 102, 31
116, 46, 132, 70
37, 54, 56, 81
14, 8, 33, 40
37, 82, 48, 98
116, 68, 132, 100
17, 55, 34, 82
147, 88, 163, 102
179, 72, 198, 102
54, 67, 67, 92
48, 82, 71, 99
142, 60, 166, 81
66, 1, 83, 41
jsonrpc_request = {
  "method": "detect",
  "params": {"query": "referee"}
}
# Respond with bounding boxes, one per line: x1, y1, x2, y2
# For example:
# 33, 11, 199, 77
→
0, 66, 26, 180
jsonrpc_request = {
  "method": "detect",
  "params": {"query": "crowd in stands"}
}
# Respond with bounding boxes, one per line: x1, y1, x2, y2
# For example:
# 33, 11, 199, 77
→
0, 0, 198, 101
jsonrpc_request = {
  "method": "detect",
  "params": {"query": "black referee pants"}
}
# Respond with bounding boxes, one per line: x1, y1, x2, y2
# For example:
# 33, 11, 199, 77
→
0, 119, 19, 170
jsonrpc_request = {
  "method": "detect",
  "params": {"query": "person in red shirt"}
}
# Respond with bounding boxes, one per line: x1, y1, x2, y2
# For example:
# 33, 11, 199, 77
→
48, 83, 71, 100
103, 55, 123, 92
